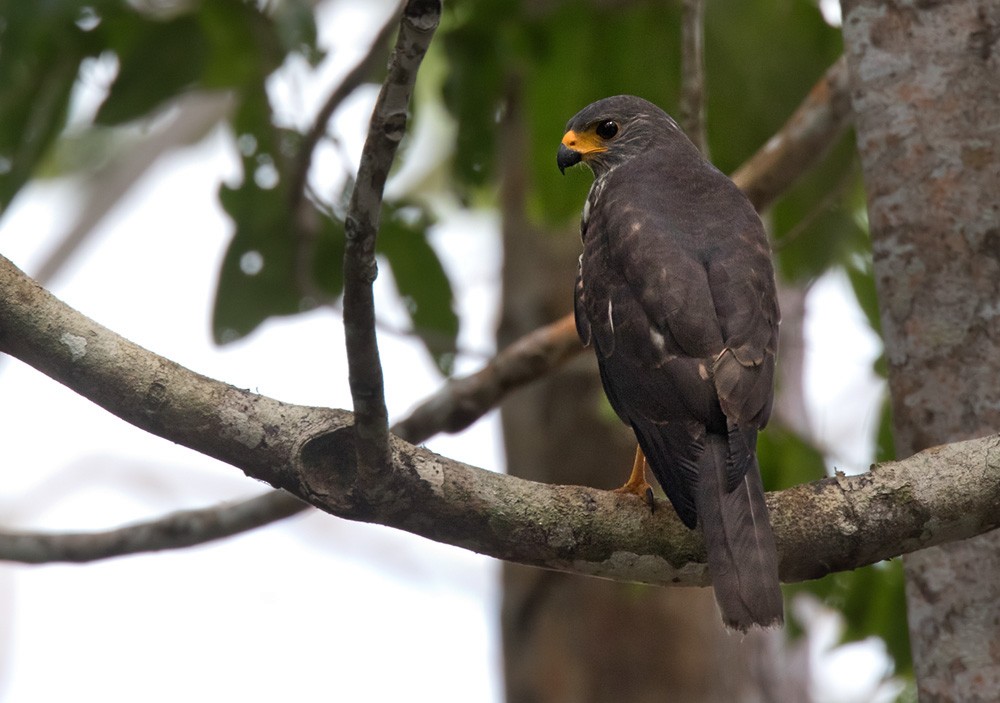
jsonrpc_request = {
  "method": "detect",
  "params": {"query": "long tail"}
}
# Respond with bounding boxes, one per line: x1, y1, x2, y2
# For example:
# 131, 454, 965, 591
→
696, 433, 783, 631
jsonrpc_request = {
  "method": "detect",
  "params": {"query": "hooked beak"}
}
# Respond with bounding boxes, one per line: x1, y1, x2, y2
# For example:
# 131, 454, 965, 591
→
557, 143, 582, 174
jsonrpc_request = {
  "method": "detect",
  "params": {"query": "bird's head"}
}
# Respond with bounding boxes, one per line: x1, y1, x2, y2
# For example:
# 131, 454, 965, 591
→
557, 95, 681, 177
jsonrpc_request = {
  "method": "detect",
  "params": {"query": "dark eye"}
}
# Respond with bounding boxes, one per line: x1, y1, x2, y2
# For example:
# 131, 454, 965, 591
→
595, 120, 619, 139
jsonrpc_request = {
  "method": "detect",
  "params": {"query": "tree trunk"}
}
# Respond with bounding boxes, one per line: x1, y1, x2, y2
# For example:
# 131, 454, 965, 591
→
496, 81, 803, 703
841, 1, 1000, 699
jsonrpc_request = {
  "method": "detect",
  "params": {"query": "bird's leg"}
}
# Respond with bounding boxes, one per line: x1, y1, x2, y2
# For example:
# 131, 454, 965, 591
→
613, 445, 655, 511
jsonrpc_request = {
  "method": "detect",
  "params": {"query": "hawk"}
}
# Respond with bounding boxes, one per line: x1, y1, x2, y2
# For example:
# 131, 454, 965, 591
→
557, 95, 783, 630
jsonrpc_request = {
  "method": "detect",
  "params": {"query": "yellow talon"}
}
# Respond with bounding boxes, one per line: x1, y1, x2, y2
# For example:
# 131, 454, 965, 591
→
613, 445, 655, 512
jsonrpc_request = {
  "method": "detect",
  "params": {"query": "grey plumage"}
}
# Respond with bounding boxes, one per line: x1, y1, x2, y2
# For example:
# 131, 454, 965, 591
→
560, 95, 783, 630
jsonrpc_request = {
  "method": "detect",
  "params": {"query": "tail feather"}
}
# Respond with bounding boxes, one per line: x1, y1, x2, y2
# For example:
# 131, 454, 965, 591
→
697, 433, 783, 631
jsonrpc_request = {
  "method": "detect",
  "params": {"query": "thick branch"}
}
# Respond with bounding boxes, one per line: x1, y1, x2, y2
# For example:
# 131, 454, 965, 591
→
342, 0, 440, 479
1, 254, 998, 582
0, 53, 855, 563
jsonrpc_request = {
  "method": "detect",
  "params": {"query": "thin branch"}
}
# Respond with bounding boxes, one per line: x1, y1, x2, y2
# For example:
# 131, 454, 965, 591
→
289, 9, 401, 301
342, 0, 440, 479
0, 252, 998, 582
0, 491, 306, 564
394, 315, 580, 440
679, 0, 708, 154
0, 53, 854, 564
287, 6, 402, 209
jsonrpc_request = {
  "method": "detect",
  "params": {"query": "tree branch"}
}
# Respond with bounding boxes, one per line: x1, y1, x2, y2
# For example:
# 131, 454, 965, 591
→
0, 53, 856, 564
679, 0, 708, 154
342, 0, 440, 480
287, 6, 402, 210
0, 491, 306, 564
1, 254, 998, 582
393, 315, 580, 440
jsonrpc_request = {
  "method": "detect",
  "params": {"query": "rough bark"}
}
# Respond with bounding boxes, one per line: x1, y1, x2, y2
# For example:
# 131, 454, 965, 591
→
841, 0, 1000, 699
342, 0, 440, 479
2, 189, 999, 579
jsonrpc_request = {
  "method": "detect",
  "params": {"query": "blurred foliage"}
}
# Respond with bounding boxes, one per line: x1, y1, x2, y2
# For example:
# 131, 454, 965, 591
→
442, 0, 684, 223
377, 207, 460, 373
0, 0, 456, 370
0, 0, 99, 210
787, 561, 911, 677
757, 427, 828, 492
2, 0, 904, 679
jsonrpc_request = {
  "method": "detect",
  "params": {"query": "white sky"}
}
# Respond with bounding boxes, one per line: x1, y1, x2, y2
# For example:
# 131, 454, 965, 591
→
0, 1, 892, 701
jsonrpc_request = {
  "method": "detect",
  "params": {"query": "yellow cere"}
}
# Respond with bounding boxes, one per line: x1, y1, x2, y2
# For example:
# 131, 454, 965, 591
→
561, 129, 608, 156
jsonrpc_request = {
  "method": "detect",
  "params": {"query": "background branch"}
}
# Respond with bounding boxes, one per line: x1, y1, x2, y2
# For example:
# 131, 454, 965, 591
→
0, 491, 305, 564
679, 0, 708, 154
342, 0, 440, 479
731, 55, 851, 211
288, 6, 402, 211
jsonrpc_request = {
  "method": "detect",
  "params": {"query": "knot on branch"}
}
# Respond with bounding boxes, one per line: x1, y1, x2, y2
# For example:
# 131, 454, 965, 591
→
403, 0, 442, 32
382, 110, 408, 143
298, 427, 363, 513
344, 215, 362, 241
296, 425, 397, 519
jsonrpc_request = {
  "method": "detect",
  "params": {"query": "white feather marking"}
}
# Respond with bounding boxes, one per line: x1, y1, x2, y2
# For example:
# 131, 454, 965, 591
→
590, 177, 606, 201
582, 198, 591, 223
649, 328, 666, 352
607, 299, 615, 334
742, 474, 769, 568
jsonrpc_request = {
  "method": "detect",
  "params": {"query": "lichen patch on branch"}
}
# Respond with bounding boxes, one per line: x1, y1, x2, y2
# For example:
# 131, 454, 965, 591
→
59, 332, 87, 361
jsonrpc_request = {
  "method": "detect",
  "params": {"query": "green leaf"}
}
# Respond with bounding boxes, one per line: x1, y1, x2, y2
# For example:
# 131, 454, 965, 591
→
756, 426, 828, 491
377, 208, 459, 374
441, 0, 684, 224
705, 0, 843, 174
524, 3, 683, 225
873, 393, 896, 463
97, 14, 210, 125
96, 0, 297, 125
311, 213, 347, 299
845, 255, 882, 337
212, 178, 304, 344
212, 79, 296, 343
0, 1, 102, 211
439, 2, 506, 191
212, 178, 347, 343
198, 0, 284, 89
271, 0, 324, 66
771, 140, 868, 283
